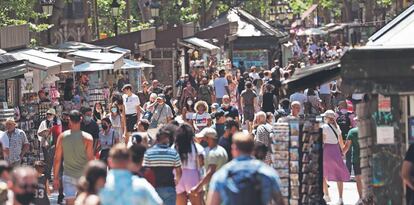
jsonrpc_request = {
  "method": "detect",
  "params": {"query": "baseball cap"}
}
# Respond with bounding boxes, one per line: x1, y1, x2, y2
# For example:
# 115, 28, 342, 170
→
195, 127, 217, 139
211, 103, 220, 110
322, 110, 336, 119
211, 110, 226, 119
122, 84, 132, 91
46, 108, 56, 115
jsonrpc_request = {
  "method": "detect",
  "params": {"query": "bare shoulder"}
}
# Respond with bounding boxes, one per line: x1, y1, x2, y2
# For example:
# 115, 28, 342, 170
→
81, 131, 94, 141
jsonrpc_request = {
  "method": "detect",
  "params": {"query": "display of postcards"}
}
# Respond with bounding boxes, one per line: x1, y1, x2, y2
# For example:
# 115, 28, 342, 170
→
290, 161, 299, 173
272, 160, 289, 169
289, 121, 300, 136
291, 188, 300, 199
272, 151, 289, 160
271, 141, 289, 152
302, 153, 310, 163
302, 143, 310, 152
290, 174, 299, 186
276, 168, 289, 178
289, 199, 299, 205
290, 135, 299, 147
272, 132, 290, 141
280, 187, 289, 197
289, 148, 299, 161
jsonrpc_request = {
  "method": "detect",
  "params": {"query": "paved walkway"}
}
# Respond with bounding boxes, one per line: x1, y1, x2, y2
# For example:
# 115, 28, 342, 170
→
327, 181, 360, 205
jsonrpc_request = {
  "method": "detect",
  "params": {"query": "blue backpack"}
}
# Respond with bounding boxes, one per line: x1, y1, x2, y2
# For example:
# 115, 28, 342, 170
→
224, 161, 264, 205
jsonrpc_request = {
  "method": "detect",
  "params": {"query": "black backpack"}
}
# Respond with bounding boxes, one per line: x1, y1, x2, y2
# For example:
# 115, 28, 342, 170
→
224, 161, 264, 205
336, 111, 351, 136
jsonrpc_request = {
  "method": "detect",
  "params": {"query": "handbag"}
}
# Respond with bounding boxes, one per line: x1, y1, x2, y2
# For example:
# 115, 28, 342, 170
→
150, 105, 165, 128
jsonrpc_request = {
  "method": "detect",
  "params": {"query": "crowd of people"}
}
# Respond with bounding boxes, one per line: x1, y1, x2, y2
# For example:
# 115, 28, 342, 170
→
0, 37, 363, 205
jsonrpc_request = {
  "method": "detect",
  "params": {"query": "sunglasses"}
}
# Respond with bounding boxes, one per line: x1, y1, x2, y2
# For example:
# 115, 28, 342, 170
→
46, 113, 53, 116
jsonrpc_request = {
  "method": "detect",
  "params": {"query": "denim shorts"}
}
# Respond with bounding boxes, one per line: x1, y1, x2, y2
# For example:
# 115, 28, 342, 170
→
155, 187, 176, 205
62, 175, 78, 198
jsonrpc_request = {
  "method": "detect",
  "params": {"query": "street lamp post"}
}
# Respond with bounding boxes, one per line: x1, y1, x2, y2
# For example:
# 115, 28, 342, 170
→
40, 0, 55, 45
150, 1, 160, 26
111, 0, 120, 36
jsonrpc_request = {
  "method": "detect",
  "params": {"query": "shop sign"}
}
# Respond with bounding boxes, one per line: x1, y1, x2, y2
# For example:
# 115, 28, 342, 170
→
232, 50, 269, 70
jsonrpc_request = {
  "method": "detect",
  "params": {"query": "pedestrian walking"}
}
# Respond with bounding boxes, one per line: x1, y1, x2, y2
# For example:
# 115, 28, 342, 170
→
214, 70, 230, 105
0, 118, 29, 167
100, 144, 162, 205
261, 84, 278, 114
220, 95, 239, 122
180, 81, 197, 111
191, 101, 212, 133
289, 91, 307, 115
98, 117, 120, 164
37, 108, 61, 180
138, 81, 151, 106
343, 117, 362, 204
92, 102, 106, 124
198, 78, 214, 106
108, 102, 125, 139
191, 128, 227, 196
206, 132, 285, 205
75, 160, 107, 205
336, 101, 356, 174
143, 125, 182, 205
240, 81, 257, 133
210, 110, 226, 140
122, 84, 141, 142
80, 107, 100, 150
54, 110, 94, 205
322, 110, 350, 204
173, 124, 204, 205
253, 112, 272, 164
33, 161, 50, 205
150, 94, 174, 128
7, 166, 38, 205
149, 80, 164, 95
218, 119, 239, 161
128, 143, 156, 186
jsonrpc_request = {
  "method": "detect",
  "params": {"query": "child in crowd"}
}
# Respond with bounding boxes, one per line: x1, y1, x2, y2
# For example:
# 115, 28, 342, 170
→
34, 161, 51, 205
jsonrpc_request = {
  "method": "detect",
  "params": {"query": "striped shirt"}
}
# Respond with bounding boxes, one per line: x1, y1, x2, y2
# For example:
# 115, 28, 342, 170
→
143, 144, 181, 187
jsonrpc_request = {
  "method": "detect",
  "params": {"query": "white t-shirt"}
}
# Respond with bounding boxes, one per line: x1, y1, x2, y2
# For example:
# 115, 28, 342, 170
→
322, 123, 342, 144
214, 77, 228, 98
319, 83, 331, 94
192, 112, 211, 128
173, 143, 204, 169
186, 112, 195, 121
123, 94, 140, 115
352, 93, 364, 100
0, 131, 6, 148
289, 92, 307, 114
249, 72, 260, 80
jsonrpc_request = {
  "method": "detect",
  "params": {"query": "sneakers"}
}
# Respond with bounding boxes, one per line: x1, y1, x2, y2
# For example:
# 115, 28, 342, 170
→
336, 198, 344, 205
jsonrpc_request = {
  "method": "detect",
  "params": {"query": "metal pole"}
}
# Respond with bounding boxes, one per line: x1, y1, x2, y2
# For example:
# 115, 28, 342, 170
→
114, 17, 118, 36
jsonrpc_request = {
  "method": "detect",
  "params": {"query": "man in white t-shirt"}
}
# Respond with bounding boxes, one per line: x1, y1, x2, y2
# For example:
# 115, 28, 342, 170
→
122, 84, 141, 141
213, 70, 230, 105
248, 66, 260, 80
319, 82, 332, 111
289, 91, 307, 115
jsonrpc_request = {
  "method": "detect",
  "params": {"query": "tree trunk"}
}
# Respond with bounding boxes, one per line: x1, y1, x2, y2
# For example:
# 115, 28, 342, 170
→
50, 0, 65, 45
83, 0, 91, 42
201, 0, 220, 27
126, 0, 131, 32
365, 0, 374, 23
342, 0, 353, 23
137, 0, 150, 22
